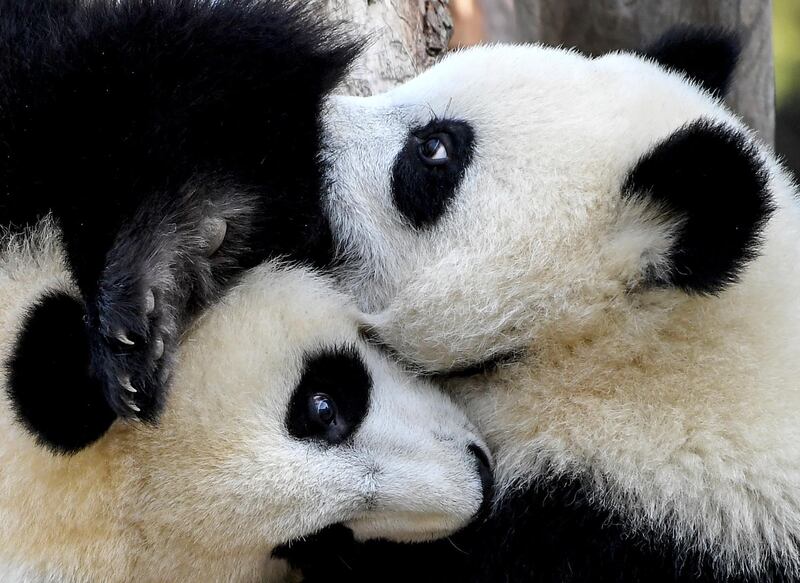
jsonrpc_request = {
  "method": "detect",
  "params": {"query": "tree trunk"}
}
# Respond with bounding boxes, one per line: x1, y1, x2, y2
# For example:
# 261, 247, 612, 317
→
479, 0, 775, 143
312, 0, 453, 96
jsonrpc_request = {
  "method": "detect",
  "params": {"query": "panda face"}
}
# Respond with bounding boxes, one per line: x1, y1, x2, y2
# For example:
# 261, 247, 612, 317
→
0, 235, 490, 580
323, 43, 774, 373
110, 265, 490, 546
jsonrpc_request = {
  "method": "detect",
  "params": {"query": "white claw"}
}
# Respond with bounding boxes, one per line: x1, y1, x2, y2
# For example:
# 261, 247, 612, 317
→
153, 337, 165, 360
115, 331, 135, 346
119, 376, 137, 393
202, 217, 227, 257
144, 289, 155, 314
124, 398, 141, 413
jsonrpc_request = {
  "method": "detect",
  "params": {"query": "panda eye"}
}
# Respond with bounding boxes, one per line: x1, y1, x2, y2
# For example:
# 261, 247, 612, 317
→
417, 134, 450, 165
392, 119, 475, 230
311, 394, 337, 426
287, 348, 371, 446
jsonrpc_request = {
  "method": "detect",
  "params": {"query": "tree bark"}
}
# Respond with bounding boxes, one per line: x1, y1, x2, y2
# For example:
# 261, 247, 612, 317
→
312, 0, 453, 96
479, 0, 775, 143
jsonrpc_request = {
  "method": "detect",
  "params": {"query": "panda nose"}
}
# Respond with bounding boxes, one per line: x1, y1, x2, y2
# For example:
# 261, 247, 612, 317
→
468, 443, 494, 518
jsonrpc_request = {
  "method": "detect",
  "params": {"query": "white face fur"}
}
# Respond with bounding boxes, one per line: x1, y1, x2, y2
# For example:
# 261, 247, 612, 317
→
0, 223, 490, 582
322, 44, 800, 574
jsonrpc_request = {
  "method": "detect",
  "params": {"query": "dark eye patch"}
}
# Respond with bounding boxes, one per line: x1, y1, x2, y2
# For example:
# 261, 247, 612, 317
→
391, 118, 475, 229
286, 346, 371, 446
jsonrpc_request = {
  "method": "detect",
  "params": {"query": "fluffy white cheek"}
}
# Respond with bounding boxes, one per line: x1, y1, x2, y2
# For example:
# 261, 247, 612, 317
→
128, 421, 371, 558
363, 226, 627, 373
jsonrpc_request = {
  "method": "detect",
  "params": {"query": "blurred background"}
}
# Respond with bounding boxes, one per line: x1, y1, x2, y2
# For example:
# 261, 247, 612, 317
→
775, 0, 800, 176
449, 0, 800, 178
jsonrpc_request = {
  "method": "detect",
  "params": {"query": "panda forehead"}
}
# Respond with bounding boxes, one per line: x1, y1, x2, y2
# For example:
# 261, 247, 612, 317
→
373, 48, 597, 134
376, 45, 728, 135
385, 45, 590, 102
341, 46, 717, 156
171, 265, 368, 378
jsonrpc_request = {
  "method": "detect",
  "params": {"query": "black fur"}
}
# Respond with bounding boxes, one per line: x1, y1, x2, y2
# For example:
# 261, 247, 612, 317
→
0, 0, 358, 429
6, 292, 116, 454
273, 524, 472, 582
643, 27, 740, 98
392, 119, 475, 229
623, 120, 773, 294
287, 347, 371, 446
285, 476, 796, 582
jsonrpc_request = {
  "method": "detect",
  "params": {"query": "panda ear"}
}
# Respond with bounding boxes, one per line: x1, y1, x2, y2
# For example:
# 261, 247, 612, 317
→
642, 26, 740, 97
6, 292, 116, 454
622, 120, 773, 294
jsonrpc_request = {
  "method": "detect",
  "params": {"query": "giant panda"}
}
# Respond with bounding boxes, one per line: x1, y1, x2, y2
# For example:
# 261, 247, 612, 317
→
0, 0, 358, 432
286, 29, 800, 582
0, 218, 493, 582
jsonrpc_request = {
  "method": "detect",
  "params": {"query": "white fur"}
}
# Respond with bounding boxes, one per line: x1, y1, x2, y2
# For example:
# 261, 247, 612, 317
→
0, 219, 487, 582
322, 44, 800, 577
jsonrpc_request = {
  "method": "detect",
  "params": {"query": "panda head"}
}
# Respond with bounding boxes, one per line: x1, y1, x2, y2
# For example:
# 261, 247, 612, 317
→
133, 266, 490, 544
0, 235, 491, 577
127, 266, 491, 545
323, 29, 776, 373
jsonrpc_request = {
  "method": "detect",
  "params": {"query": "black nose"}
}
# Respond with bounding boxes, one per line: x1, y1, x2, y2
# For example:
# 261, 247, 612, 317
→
467, 443, 494, 518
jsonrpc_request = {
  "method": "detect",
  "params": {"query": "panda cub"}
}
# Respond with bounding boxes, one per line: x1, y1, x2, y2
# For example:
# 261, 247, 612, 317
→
295, 29, 800, 582
0, 219, 493, 582
0, 0, 357, 435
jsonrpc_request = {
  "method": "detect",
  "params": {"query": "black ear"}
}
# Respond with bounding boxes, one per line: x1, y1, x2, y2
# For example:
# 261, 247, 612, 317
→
623, 120, 773, 294
642, 26, 740, 97
6, 292, 116, 454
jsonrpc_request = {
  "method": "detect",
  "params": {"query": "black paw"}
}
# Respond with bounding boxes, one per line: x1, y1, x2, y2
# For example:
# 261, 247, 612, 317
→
88, 182, 262, 420
89, 282, 178, 421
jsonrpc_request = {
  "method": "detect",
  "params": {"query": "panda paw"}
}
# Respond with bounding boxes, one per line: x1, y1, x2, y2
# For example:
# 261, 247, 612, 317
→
90, 208, 234, 421
87, 184, 259, 420
90, 282, 180, 421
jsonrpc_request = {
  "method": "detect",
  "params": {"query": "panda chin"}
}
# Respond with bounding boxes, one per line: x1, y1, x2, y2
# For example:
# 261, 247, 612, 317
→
429, 349, 526, 380
360, 321, 525, 378
344, 511, 465, 543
